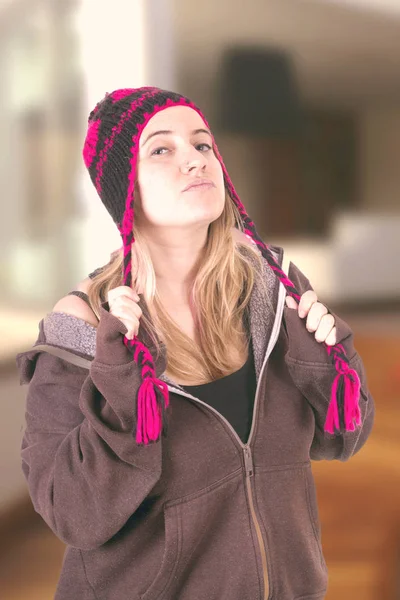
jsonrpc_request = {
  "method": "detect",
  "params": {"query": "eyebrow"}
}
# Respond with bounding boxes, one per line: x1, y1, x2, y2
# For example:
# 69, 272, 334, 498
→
141, 128, 212, 147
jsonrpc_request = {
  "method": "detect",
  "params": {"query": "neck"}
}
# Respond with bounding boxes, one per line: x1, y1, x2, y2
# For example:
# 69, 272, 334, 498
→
142, 226, 208, 302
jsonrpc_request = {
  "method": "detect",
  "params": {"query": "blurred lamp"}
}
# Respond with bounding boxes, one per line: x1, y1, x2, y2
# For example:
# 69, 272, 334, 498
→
218, 46, 302, 137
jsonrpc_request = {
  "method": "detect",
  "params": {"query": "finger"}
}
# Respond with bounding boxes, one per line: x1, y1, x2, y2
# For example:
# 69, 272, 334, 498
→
113, 290, 140, 304
110, 307, 140, 325
325, 326, 337, 346
129, 302, 143, 320
122, 319, 139, 339
285, 296, 297, 309
125, 330, 138, 341
108, 286, 132, 302
109, 295, 142, 316
306, 302, 328, 333
298, 290, 318, 318
314, 314, 335, 343
108, 287, 140, 304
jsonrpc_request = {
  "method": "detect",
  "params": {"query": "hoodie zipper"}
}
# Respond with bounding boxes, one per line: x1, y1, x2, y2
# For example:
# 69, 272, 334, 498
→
244, 445, 270, 599
164, 275, 287, 600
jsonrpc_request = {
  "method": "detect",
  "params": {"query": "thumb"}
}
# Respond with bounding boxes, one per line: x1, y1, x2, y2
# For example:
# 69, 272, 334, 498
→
285, 296, 297, 310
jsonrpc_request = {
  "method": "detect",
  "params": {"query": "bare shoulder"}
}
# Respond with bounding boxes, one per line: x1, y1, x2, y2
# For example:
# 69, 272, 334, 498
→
52, 277, 99, 327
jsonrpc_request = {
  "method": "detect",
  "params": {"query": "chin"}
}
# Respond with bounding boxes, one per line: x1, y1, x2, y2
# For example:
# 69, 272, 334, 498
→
192, 207, 223, 225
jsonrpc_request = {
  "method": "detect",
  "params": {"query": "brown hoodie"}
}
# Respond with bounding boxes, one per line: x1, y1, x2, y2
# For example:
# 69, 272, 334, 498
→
16, 245, 374, 600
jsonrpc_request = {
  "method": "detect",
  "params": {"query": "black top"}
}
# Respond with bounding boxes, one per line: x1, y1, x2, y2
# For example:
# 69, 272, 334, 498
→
67, 289, 257, 444
181, 342, 256, 444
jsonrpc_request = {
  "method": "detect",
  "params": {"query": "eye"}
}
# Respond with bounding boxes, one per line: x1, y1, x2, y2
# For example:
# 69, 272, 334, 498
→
196, 143, 212, 152
151, 147, 169, 156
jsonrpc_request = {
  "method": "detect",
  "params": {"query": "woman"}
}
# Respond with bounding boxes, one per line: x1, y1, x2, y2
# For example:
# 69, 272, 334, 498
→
16, 87, 375, 600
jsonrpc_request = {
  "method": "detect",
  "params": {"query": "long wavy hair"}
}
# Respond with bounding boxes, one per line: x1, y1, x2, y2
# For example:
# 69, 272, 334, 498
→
87, 191, 272, 383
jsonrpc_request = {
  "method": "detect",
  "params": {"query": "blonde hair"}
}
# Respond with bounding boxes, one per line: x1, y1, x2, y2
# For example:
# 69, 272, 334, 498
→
87, 192, 271, 383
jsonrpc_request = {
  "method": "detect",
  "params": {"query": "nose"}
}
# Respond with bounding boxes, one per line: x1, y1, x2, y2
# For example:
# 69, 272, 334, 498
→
180, 147, 207, 175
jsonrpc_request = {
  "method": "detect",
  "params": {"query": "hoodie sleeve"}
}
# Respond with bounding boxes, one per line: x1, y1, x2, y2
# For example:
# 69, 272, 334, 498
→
17, 306, 163, 551
282, 262, 375, 462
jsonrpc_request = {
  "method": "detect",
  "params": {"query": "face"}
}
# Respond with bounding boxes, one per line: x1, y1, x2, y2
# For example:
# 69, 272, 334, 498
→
136, 106, 225, 233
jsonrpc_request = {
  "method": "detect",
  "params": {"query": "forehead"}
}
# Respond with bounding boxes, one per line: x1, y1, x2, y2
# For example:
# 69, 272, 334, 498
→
139, 105, 207, 145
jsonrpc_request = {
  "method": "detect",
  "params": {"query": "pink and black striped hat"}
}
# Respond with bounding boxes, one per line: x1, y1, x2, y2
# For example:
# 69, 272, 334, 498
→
83, 86, 361, 446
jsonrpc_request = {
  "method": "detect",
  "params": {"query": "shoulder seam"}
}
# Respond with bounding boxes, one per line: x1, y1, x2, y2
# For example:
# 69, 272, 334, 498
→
33, 344, 92, 369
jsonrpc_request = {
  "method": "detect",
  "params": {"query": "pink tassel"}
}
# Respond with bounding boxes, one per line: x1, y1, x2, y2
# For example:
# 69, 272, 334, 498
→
324, 375, 340, 435
136, 377, 169, 445
343, 368, 361, 432
123, 337, 170, 445
324, 344, 362, 435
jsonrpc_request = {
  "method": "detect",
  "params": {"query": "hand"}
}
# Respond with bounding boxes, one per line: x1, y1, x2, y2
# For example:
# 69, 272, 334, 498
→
285, 290, 337, 346
107, 286, 143, 340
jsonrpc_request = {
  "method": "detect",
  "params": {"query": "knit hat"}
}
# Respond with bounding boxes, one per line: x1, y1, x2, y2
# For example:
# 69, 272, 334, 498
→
83, 86, 362, 445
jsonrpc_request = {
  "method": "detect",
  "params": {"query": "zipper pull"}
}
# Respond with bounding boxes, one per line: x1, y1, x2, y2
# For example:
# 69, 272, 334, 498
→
243, 446, 254, 477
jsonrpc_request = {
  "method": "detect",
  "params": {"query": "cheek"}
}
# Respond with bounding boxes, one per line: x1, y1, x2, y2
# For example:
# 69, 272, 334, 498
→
137, 174, 179, 225
209, 159, 225, 193
138, 170, 170, 208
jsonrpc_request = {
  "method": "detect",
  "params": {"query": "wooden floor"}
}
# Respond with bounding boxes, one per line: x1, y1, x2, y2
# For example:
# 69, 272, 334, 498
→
0, 514, 65, 600
1, 328, 399, 599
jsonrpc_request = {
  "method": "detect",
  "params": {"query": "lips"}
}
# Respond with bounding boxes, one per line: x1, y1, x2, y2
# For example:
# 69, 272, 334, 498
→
183, 179, 216, 192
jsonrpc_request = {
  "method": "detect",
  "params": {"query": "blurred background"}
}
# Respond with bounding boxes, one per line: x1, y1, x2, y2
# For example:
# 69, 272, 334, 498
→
1, 0, 399, 598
